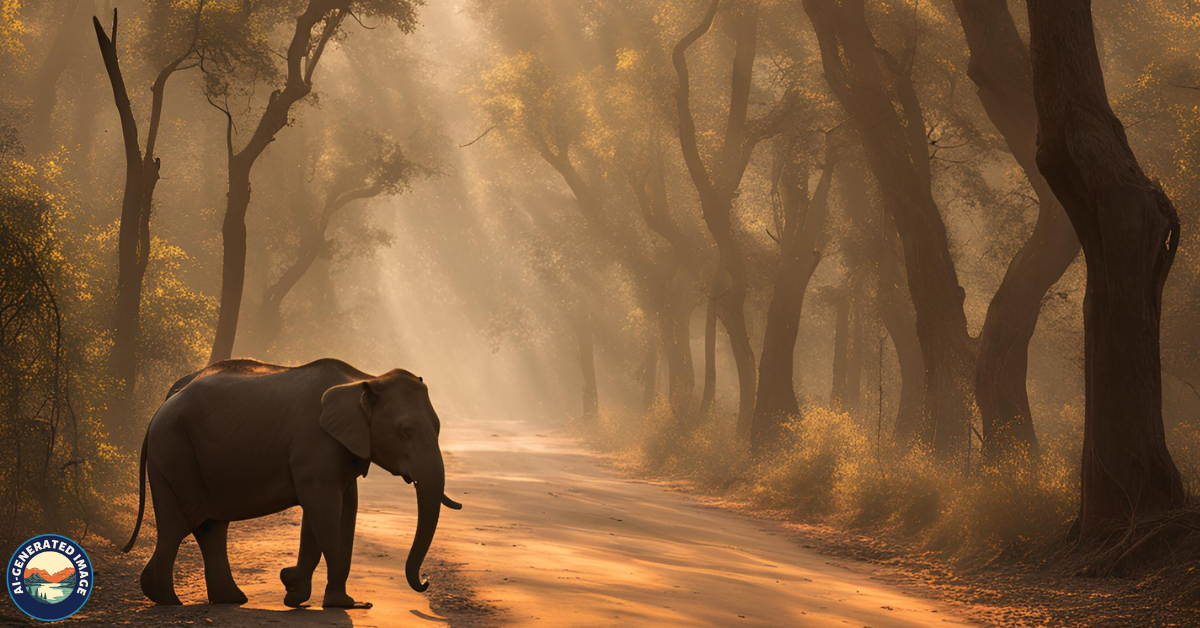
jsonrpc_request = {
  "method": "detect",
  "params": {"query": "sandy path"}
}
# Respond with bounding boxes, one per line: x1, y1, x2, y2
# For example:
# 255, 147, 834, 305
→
408, 417, 981, 628
32, 417, 982, 627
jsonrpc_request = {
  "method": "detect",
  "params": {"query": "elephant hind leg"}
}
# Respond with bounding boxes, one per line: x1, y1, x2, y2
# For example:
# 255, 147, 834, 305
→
281, 514, 320, 608
194, 520, 246, 605
142, 468, 187, 605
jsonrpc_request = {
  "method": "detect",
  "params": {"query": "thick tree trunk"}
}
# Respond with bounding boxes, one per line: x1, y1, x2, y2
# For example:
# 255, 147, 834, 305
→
752, 145, 835, 450
950, 0, 1080, 463
210, 162, 252, 363
1026, 0, 1185, 535
573, 305, 599, 420
804, 0, 976, 456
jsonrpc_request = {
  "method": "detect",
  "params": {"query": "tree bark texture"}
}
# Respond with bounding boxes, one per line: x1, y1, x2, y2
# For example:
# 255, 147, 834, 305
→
1026, 0, 1185, 535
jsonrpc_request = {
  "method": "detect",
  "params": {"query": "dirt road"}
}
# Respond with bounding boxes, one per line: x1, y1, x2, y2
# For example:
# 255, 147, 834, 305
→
26, 417, 983, 627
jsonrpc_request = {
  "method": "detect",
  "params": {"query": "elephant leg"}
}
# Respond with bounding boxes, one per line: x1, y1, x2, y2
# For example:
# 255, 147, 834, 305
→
297, 482, 368, 609
194, 520, 246, 604
281, 514, 320, 607
142, 467, 186, 605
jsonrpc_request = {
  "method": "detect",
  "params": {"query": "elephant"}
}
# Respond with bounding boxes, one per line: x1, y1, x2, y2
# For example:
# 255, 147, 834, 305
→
121, 358, 462, 608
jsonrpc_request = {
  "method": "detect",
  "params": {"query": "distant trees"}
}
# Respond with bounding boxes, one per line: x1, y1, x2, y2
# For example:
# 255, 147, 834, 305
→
1026, 0, 1185, 536
673, 0, 793, 439
256, 133, 423, 353
751, 129, 839, 449
205, 0, 421, 363
803, 0, 976, 455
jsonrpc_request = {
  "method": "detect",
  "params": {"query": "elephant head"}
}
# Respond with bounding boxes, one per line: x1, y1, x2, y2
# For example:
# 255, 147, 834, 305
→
318, 369, 461, 592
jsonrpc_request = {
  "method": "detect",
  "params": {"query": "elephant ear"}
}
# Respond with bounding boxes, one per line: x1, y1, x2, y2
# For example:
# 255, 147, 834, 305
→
319, 381, 376, 459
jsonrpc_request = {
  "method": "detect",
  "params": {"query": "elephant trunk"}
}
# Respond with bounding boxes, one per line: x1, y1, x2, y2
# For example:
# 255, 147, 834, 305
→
406, 458, 444, 592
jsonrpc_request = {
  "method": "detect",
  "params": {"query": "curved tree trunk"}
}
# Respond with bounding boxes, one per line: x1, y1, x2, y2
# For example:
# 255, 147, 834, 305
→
674, 1, 788, 439
1026, 0, 1185, 536
208, 2, 344, 363
950, 0, 1080, 463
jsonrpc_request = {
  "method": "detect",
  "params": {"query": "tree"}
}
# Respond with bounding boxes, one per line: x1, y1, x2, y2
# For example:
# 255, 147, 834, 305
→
674, 0, 792, 439
256, 133, 422, 353
750, 128, 838, 449
205, 0, 420, 363
93, 7, 197, 445
950, 0, 1080, 463
1026, 0, 1185, 536
802, 0, 975, 455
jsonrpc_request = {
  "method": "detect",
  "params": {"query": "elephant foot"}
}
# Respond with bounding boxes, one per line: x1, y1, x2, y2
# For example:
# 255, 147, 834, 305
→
280, 566, 312, 608
207, 586, 248, 605
141, 564, 182, 606
322, 590, 372, 610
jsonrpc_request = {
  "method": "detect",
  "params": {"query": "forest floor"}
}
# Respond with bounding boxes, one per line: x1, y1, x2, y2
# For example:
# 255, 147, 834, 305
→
9, 415, 1186, 627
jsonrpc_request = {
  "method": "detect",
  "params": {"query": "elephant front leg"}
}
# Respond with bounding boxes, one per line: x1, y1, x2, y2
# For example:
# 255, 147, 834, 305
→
281, 515, 320, 607
297, 482, 371, 609
194, 520, 247, 604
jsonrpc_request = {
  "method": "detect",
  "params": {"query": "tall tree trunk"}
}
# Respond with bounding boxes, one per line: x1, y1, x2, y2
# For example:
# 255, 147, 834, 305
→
951, 0, 1080, 463
573, 304, 599, 420
674, 0, 785, 438
94, 10, 186, 446
1026, 0, 1185, 536
210, 161, 252, 363
208, 2, 344, 363
804, 0, 976, 456
752, 141, 836, 450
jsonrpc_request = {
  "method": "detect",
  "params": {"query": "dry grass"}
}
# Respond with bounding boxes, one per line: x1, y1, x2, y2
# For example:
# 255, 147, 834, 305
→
579, 403, 1081, 566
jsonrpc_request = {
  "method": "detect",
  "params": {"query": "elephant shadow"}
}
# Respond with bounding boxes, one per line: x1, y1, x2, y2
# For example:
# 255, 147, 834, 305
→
138, 605, 356, 627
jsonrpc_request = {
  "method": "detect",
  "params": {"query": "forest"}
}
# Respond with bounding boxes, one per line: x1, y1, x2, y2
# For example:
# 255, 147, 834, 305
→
2, 0, 1200, 626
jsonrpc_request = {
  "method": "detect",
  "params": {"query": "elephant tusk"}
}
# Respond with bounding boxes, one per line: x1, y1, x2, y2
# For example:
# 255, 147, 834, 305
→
441, 494, 463, 510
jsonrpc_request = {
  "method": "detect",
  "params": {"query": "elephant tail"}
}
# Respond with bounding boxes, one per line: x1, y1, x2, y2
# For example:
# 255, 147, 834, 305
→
122, 431, 149, 553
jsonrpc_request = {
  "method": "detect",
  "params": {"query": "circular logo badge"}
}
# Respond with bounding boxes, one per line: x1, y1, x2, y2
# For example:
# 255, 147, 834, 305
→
7, 535, 93, 621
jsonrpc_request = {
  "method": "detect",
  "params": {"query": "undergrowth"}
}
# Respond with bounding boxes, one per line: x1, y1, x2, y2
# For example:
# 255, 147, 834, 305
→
577, 401, 1081, 567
